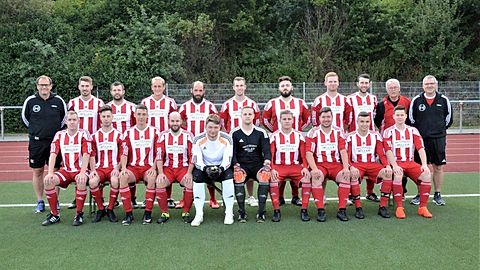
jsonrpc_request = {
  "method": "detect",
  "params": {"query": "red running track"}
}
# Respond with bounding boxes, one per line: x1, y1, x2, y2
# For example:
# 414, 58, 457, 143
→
0, 134, 478, 182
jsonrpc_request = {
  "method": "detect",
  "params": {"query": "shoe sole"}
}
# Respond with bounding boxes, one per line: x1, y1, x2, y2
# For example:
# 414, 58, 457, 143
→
433, 200, 446, 206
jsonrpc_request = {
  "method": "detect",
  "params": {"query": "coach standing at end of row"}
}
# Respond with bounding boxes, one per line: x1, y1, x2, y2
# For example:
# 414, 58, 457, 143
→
409, 75, 452, 206
22, 75, 67, 213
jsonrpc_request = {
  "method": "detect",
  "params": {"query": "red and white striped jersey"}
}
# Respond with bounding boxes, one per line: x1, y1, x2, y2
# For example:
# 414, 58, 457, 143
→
270, 129, 307, 167
347, 92, 377, 132
157, 129, 193, 168
91, 128, 123, 169
346, 130, 388, 165
311, 93, 352, 131
179, 99, 218, 136
383, 125, 424, 162
121, 126, 160, 167
106, 100, 136, 134
220, 96, 260, 133
141, 95, 177, 132
68, 96, 105, 134
306, 126, 346, 163
50, 129, 92, 172
262, 97, 310, 132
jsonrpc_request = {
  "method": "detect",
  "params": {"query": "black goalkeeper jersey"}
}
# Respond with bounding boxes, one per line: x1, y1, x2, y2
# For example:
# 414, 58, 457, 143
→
231, 126, 271, 165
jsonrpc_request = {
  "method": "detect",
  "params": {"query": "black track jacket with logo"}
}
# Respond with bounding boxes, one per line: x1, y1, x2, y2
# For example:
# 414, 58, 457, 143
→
409, 91, 453, 139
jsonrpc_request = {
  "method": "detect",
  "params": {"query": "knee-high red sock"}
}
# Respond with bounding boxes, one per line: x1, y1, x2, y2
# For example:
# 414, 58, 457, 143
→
208, 185, 216, 200
183, 187, 193, 212
107, 187, 118, 210
392, 182, 403, 208
120, 186, 132, 213
350, 181, 361, 208
75, 187, 87, 214
311, 186, 325, 209
279, 181, 286, 198
270, 182, 280, 210
144, 188, 156, 212
155, 188, 168, 213
45, 188, 59, 216
380, 180, 392, 208
166, 185, 172, 198
90, 186, 105, 210
290, 181, 299, 197
338, 183, 350, 209
419, 182, 431, 207
366, 179, 375, 194
301, 183, 311, 209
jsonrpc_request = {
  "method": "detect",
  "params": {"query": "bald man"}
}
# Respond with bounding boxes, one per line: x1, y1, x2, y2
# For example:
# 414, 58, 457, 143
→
155, 112, 195, 223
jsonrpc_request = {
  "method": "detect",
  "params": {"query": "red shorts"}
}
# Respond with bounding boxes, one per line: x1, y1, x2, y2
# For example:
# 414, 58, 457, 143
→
96, 167, 114, 184
352, 162, 384, 183
397, 161, 423, 183
127, 165, 152, 183
54, 169, 87, 189
316, 162, 344, 181
163, 166, 188, 184
273, 164, 305, 184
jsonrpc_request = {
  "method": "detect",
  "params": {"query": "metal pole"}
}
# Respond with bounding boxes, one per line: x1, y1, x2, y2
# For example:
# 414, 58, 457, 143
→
1, 107, 4, 140
166, 82, 169, 96
303, 82, 306, 101
459, 101, 463, 133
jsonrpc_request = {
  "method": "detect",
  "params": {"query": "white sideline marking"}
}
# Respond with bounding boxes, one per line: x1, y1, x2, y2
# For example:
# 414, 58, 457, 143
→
1, 194, 479, 208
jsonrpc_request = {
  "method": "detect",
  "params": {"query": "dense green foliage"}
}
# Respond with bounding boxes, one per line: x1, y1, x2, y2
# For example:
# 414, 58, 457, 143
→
1, 0, 478, 107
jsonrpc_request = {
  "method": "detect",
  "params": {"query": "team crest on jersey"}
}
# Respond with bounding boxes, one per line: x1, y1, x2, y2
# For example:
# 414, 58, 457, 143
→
33, 105, 41, 112
419, 104, 426, 111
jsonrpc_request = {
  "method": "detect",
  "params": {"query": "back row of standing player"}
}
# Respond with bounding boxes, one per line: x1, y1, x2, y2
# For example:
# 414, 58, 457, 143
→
26, 71, 452, 225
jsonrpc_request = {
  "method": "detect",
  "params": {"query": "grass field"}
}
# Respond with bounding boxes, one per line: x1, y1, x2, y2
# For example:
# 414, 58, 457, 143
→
0, 173, 478, 270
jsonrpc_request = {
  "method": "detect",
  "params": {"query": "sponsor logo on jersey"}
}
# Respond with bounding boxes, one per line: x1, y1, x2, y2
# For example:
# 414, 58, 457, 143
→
33, 105, 41, 112
419, 104, 426, 111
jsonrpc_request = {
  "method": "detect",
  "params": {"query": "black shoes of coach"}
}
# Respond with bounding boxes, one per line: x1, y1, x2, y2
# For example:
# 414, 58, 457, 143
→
122, 212, 134, 226
42, 213, 60, 226
72, 212, 84, 226
355, 207, 365, 219
92, 209, 106, 223
336, 209, 349, 222
291, 196, 302, 206
300, 209, 310, 222
316, 208, 326, 222
378, 206, 390, 218
106, 209, 118, 222
279, 197, 285, 206
272, 209, 281, 222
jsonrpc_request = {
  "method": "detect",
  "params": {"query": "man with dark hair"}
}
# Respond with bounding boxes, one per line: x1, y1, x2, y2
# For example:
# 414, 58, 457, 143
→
22, 75, 67, 213
231, 106, 271, 223
88, 105, 123, 223
262, 76, 310, 207
409, 75, 452, 206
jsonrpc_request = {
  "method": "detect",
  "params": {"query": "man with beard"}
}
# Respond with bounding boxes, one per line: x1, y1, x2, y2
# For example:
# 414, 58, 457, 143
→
141, 77, 178, 208
347, 74, 380, 202
179, 81, 220, 209
262, 76, 310, 207
155, 112, 195, 223
107, 81, 136, 134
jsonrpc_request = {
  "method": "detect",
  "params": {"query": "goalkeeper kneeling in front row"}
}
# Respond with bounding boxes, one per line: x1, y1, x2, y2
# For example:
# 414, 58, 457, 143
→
191, 114, 235, 226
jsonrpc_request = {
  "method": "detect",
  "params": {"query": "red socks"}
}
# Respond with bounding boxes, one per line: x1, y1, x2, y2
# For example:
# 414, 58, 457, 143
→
380, 180, 392, 207
144, 188, 156, 212
90, 186, 105, 211
45, 188, 59, 216
311, 186, 325, 209
120, 186, 132, 213
156, 188, 169, 213
350, 181, 361, 208
183, 187, 193, 212
107, 187, 118, 210
419, 182, 431, 207
301, 183, 311, 209
337, 183, 350, 209
270, 182, 280, 210
392, 182, 403, 208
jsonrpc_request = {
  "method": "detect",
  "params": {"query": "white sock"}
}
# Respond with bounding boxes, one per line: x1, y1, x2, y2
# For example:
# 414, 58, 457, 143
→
193, 182, 205, 217
222, 179, 234, 215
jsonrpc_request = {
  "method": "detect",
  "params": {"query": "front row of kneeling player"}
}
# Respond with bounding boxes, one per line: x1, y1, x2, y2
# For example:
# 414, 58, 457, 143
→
41, 104, 432, 226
